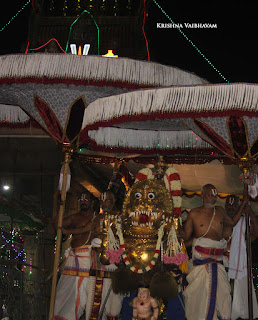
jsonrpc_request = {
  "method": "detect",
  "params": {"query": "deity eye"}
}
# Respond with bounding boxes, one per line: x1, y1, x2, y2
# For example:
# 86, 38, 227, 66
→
135, 192, 142, 199
148, 192, 155, 200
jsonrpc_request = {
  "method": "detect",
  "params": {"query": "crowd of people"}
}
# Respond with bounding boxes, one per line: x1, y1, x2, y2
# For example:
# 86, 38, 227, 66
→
53, 184, 258, 320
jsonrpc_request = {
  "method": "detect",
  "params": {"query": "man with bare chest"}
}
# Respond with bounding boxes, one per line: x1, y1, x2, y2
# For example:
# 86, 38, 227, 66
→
182, 184, 245, 320
61, 193, 99, 248
54, 192, 100, 320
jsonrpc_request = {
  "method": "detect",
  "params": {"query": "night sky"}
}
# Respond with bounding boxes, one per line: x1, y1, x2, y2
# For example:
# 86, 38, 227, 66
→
146, 1, 257, 84
0, 1, 257, 84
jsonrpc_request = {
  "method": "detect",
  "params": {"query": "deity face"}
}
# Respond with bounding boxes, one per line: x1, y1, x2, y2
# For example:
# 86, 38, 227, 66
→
137, 288, 150, 301
122, 179, 173, 228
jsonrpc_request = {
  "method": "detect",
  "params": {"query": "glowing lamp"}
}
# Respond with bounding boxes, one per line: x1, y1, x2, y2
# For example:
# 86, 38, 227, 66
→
141, 253, 148, 261
3, 185, 10, 191
102, 50, 118, 58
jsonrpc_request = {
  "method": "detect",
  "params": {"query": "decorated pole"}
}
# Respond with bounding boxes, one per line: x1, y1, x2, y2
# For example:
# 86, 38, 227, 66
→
48, 143, 73, 320
239, 159, 255, 320
245, 191, 253, 320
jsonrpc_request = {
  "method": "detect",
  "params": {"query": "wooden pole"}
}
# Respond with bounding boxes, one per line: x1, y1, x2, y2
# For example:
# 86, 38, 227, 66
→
244, 183, 253, 320
237, 158, 255, 320
48, 144, 73, 320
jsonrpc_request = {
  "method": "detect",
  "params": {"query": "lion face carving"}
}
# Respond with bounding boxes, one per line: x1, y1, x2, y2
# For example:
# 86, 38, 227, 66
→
122, 179, 173, 230
120, 178, 173, 268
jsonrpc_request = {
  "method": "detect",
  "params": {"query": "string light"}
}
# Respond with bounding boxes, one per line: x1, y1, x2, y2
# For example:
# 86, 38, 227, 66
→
150, 0, 229, 83
26, 38, 66, 54
142, 0, 150, 61
29, 258, 32, 274
66, 10, 100, 55
54, 235, 57, 254
0, 0, 31, 32
1, 230, 25, 261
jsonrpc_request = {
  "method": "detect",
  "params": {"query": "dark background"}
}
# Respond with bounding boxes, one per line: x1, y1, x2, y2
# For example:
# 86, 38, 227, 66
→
0, 1, 257, 84
146, 1, 257, 83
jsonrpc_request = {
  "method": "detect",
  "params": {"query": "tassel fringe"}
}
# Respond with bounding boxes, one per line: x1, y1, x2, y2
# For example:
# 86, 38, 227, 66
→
88, 127, 212, 150
83, 83, 258, 128
0, 54, 207, 88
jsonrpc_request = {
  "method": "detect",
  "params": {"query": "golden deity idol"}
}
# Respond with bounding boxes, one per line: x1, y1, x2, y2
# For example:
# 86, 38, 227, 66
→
122, 178, 173, 269
105, 160, 188, 297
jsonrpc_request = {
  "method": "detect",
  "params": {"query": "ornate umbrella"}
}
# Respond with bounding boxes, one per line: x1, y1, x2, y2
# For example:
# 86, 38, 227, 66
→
0, 53, 208, 319
80, 83, 257, 157
80, 82, 258, 319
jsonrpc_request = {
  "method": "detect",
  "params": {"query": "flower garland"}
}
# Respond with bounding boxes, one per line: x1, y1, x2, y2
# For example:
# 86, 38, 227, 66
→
163, 167, 182, 216
240, 171, 256, 186
106, 248, 124, 264
163, 252, 189, 266
115, 222, 165, 274
163, 224, 188, 266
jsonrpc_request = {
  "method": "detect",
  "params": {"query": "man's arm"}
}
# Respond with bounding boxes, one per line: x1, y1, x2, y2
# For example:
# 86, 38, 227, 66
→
52, 213, 75, 230
180, 210, 194, 241
223, 197, 249, 227
245, 205, 258, 237
62, 218, 99, 235
62, 215, 76, 228
184, 238, 193, 248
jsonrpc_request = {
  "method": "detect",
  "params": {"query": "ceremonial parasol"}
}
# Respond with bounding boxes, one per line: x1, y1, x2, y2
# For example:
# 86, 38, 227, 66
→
0, 53, 208, 319
80, 82, 258, 319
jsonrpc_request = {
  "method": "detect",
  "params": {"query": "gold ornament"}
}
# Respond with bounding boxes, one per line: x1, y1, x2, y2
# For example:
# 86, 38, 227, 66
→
121, 179, 173, 269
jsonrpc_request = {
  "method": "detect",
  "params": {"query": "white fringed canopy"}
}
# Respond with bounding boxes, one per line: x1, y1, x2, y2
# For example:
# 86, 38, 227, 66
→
87, 127, 212, 151
0, 54, 207, 87
80, 83, 258, 157
82, 83, 258, 125
0, 54, 208, 142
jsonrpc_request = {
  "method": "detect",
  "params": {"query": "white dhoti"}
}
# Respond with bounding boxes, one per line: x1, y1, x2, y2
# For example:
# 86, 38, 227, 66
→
54, 244, 123, 320
86, 250, 123, 320
228, 217, 258, 320
183, 238, 231, 320
54, 245, 91, 320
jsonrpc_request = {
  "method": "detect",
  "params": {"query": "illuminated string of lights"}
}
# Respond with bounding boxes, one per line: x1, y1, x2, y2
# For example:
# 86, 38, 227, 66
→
1, 230, 26, 262
151, 0, 229, 83
29, 257, 33, 275
54, 235, 57, 254
66, 10, 100, 55
0, 0, 31, 32
25, 38, 67, 54
142, 0, 150, 61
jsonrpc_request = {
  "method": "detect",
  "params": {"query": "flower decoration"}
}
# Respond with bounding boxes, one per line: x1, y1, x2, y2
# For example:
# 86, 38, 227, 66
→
106, 248, 124, 264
